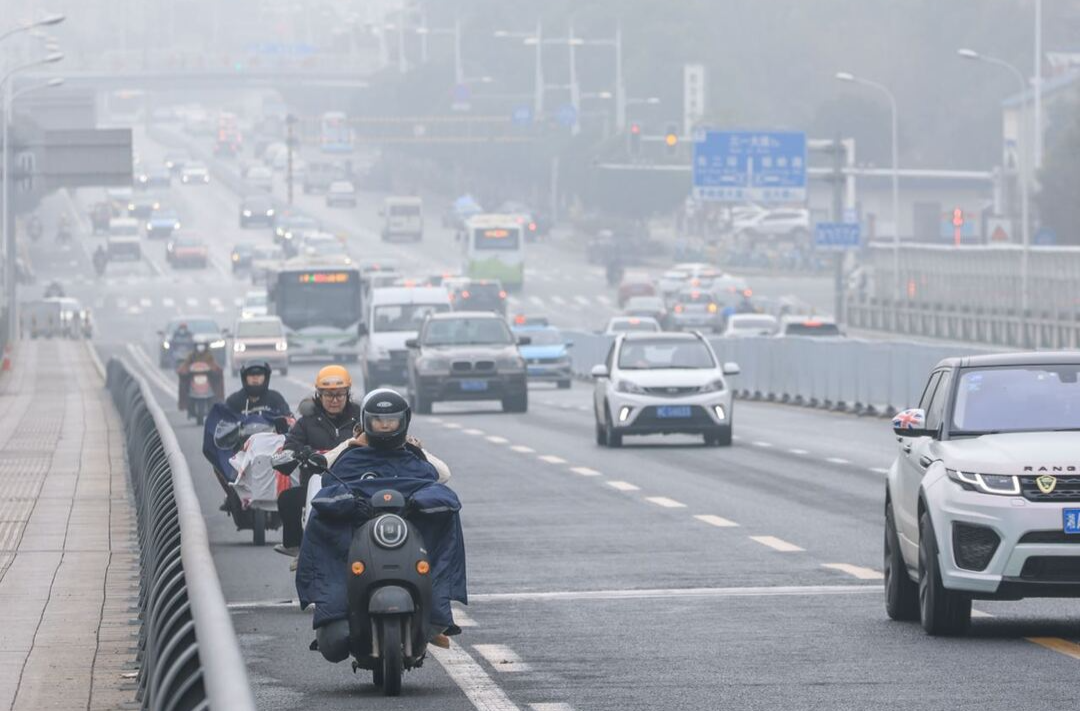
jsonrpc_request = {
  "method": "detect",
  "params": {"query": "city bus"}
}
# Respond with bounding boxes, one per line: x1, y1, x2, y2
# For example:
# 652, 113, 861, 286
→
463, 214, 525, 290
320, 112, 353, 153
268, 265, 363, 361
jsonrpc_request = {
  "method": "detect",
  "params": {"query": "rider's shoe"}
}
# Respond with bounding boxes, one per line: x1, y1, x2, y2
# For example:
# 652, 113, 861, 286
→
274, 544, 299, 557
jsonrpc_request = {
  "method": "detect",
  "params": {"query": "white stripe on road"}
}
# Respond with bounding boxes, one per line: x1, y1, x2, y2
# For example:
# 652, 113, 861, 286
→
597, 295, 612, 306
452, 605, 477, 628
645, 496, 686, 509
163, 297, 176, 308
870, 467, 890, 475
694, 514, 739, 528
538, 455, 567, 464
139, 298, 152, 308
529, 296, 544, 307
749, 536, 804, 552
789, 448, 809, 455
486, 436, 509, 444
606, 480, 640, 492
429, 644, 520, 711
752, 441, 773, 448
428, 417, 444, 424
569, 466, 601, 477
462, 428, 485, 436
551, 295, 567, 306
826, 457, 850, 465
531, 704, 574, 711
473, 644, 531, 673
822, 563, 884, 580
443, 422, 462, 430
185, 297, 199, 308
469, 583, 880, 603
125, 344, 177, 398
573, 296, 590, 306
511, 445, 535, 453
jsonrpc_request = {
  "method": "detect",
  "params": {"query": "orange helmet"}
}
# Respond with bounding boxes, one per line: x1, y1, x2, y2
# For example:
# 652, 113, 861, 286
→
315, 365, 352, 390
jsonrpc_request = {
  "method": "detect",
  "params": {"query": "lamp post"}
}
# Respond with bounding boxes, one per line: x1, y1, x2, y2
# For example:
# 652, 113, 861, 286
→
495, 23, 545, 116
0, 14, 65, 46
835, 71, 900, 305
958, 48, 1031, 324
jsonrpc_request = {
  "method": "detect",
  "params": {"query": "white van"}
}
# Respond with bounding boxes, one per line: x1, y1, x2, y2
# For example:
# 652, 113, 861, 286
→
380, 196, 423, 243
361, 286, 449, 386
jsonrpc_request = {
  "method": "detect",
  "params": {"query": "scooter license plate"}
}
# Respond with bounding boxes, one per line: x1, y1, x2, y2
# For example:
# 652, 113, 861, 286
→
460, 380, 488, 392
656, 405, 691, 418
1063, 509, 1080, 534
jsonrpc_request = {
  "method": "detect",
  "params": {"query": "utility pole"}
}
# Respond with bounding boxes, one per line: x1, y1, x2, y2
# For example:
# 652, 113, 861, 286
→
286, 114, 297, 206
614, 23, 626, 133
1034, 0, 1043, 170
831, 136, 846, 325
533, 21, 544, 117
568, 23, 581, 136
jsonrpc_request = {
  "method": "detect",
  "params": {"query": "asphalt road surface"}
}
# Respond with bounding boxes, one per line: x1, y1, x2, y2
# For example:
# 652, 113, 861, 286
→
26, 129, 1080, 711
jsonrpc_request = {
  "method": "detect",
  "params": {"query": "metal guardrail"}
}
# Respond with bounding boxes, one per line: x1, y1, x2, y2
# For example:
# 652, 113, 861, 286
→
106, 357, 256, 711
567, 331, 991, 416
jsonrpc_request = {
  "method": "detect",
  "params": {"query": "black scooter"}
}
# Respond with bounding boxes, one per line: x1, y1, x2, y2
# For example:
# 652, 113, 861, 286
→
281, 452, 433, 696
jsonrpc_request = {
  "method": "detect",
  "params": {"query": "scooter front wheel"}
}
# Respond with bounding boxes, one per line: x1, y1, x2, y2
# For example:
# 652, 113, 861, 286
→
252, 508, 266, 546
379, 619, 403, 697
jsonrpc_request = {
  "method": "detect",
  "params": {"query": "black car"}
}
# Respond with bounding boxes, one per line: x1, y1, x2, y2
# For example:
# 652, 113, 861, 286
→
496, 200, 551, 240
448, 280, 507, 317
158, 316, 228, 368
406, 312, 529, 414
240, 195, 276, 228
128, 194, 161, 219
274, 213, 320, 246
231, 243, 255, 272
164, 152, 189, 175
135, 168, 171, 190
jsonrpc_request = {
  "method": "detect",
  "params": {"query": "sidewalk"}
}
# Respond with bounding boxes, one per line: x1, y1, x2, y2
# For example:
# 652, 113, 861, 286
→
0, 339, 138, 710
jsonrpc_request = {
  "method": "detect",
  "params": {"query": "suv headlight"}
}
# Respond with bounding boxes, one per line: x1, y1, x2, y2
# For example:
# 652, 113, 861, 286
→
700, 379, 726, 393
242, 210, 252, 217
233, 342, 246, 353
947, 469, 1020, 496
210, 339, 226, 349
417, 356, 449, 374
615, 379, 645, 394
372, 514, 408, 549
275, 341, 288, 352
496, 355, 525, 371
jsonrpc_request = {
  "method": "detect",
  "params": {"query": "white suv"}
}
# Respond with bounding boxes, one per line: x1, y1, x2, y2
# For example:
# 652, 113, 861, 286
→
886, 352, 1080, 636
592, 332, 738, 447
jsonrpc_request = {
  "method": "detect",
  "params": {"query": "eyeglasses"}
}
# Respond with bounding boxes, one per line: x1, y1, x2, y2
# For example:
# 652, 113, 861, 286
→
319, 390, 348, 401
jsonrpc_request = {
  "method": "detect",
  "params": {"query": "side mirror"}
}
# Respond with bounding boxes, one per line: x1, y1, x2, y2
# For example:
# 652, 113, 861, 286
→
892, 408, 933, 438
722, 361, 740, 376
590, 364, 609, 379
565, 341, 575, 348
516, 335, 532, 346
357, 322, 368, 336
405, 338, 419, 349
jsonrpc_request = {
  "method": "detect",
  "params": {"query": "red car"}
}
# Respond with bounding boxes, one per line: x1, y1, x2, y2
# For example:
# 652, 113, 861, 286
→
167, 235, 209, 269
617, 274, 657, 307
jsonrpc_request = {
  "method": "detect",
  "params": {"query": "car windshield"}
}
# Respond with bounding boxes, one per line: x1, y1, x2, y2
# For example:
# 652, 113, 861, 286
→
389, 205, 420, 216
176, 237, 203, 247
110, 222, 139, 236
245, 198, 273, 209
952, 365, 1080, 434
520, 329, 563, 345
676, 291, 712, 304
626, 298, 663, 311
308, 241, 346, 256
610, 319, 659, 332
170, 319, 219, 335
784, 322, 841, 336
153, 209, 178, 220
423, 318, 513, 346
244, 294, 267, 307
374, 303, 450, 332
619, 339, 715, 369
236, 321, 282, 338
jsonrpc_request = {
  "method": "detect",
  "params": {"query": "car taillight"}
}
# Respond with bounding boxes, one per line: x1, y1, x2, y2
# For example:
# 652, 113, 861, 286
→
499, 291, 507, 299
461, 290, 470, 299
674, 304, 684, 313
528, 222, 537, 231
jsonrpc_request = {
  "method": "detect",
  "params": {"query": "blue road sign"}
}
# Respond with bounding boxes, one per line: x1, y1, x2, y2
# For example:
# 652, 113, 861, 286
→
692, 130, 807, 203
1035, 226, 1057, 246
511, 106, 533, 126
814, 222, 861, 250
557, 104, 578, 128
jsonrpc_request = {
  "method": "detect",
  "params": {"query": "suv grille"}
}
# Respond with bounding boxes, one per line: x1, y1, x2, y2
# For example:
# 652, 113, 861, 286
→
1018, 531, 1080, 545
952, 523, 1000, 571
1020, 556, 1080, 582
1020, 476, 1080, 502
633, 406, 712, 426
643, 386, 701, 397
451, 362, 472, 372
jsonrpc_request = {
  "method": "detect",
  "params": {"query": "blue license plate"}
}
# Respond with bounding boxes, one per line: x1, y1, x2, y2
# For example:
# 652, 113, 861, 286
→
460, 380, 488, 392
1064, 509, 1080, 534
656, 406, 692, 419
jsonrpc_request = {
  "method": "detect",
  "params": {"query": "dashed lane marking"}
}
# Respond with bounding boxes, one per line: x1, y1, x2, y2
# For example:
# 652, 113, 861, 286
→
749, 536, 804, 552
538, 455, 567, 464
162, 297, 175, 308
606, 480, 640, 492
573, 295, 590, 306
428, 644, 520, 711
473, 644, 531, 673
452, 604, 477, 628
511, 445, 535, 453
822, 563, 884, 580
529, 296, 545, 307
569, 466, 601, 477
469, 583, 879, 603
185, 297, 199, 307
752, 441, 773, 448
139, 298, 152, 308
870, 467, 890, 475
597, 295, 612, 306
486, 436, 509, 444
551, 295, 567, 306
428, 417, 444, 423
694, 514, 739, 528
443, 422, 462, 430
531, 704, 574, 711
789, 448, 809, 455
826, 457, 851, 465
462, 429, 485, 436
645, 496, 686, 509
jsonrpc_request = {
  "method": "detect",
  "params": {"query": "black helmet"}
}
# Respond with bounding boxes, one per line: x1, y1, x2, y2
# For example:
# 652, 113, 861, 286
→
240, 361, 271, 398
361, 388, 410, 451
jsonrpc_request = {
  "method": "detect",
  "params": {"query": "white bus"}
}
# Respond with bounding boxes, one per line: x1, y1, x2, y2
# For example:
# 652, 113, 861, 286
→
268, 265, 363, 361
463, 214, 525, 290
320, 112, 353, 153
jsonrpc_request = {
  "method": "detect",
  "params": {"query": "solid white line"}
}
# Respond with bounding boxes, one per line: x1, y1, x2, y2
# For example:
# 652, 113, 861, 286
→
285, 376, 312, 390
486, 436, 509, 444
749, 535, 804, 552
569, 466, 601, 477
538, 455, 566, 464
511, 445, 535, 453
694, 514, 739, 528
606, 480, 640, 492
469, 583, 880, 603
645, 496, 686, 509
125, 344, 177, 398
429, 644, 521, 711
822, 563, 884, 580
463, 428, 485, 436
789, 448, 809, 455
473, 644, 531, 673
531, 704, 574, 711
826, 457, 850, 465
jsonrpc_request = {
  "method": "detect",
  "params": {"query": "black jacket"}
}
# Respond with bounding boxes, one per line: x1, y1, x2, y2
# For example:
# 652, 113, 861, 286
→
284, 400, 363, 453
225, 389, 292, 417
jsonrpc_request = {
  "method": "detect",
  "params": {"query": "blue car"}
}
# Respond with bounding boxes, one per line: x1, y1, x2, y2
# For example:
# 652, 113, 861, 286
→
513, 324, 573, 388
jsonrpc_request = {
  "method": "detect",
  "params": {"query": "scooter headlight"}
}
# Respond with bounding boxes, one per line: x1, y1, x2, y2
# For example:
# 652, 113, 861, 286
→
372, 514, 408, 549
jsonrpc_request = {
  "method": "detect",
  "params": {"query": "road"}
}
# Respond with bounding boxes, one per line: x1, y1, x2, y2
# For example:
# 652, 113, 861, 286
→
25, 128, 1080, 711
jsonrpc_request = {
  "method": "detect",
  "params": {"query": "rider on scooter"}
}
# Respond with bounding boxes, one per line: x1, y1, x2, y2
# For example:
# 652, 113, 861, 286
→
226, 362, 291, 417
177, 336, 224, 412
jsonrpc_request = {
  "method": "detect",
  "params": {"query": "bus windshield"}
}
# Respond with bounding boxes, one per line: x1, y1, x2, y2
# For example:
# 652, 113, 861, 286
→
472, 226, 521, 251
274, 271, 361, 330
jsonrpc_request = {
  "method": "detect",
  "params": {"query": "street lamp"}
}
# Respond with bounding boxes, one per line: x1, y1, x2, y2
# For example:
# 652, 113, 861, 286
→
835, 71, 901, 306
0, 14, 65, 45
957, 47, 1031, 325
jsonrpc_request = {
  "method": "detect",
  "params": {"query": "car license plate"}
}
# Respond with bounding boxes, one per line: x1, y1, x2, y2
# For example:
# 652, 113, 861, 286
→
460, 380, 488, 392
656, 405, 691, 419
1064, 509, 1080, 534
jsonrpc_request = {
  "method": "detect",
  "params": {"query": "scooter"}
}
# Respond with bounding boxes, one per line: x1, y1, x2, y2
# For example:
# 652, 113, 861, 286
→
281, 451, 433, 696
186, 361, 216, 425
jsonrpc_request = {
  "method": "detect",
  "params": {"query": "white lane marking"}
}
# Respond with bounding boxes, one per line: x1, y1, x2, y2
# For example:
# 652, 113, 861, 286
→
125, 344, 177, 398
116, 297, 129, 309
752, 441, 773, 448
462, 428, 485, 436
428, 644, 520, 711
971, 609, 993, 619
452, 605, 477, 628
185, 297, 199, 308
511, 445, 535, 453
826, 457, 850, 465
538, 455, 566, 465
822, 563, 884, 580
645, 496, 686, 509
443, 422, 462, 430
789, 448, 809, 455
694, 514, 739, 528
233, 297, 244, 307
569, 466, 601, 477
127, 306, 141, 315
469, 583, 880, 603
473, 644, 531, 673
750, 536, 804, 552
428, 417, 444, 424
531, 704, 574, 711
870, 467, 890, 475
529, 296, 544, 307
285, 376, 313, 390
597, 295, 612, 306
162, 297, 176, 308
606, 480, 640, 492
486, 436, 509, 444
551, 295, 567, 306
139, 297, 152, 308
210, 297, 222, 307
573, 295, 590, 306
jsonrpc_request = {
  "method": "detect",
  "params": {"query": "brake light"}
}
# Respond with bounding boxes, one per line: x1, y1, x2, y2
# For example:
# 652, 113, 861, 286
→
673, 305, 684, 313
691, 291, 701, 299
528, 222, 537, 231
514, 314, 526, 325
499, 290, 507, 299
743, 289, 753, 297
629, 318, 641, 324
804, 320, 823, 327
461, 290, 470, 299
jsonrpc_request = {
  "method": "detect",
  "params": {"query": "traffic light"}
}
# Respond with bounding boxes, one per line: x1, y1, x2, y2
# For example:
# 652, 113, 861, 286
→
628, 122, 642, 157
951, 207, 964, 246
664, 124, 679, 155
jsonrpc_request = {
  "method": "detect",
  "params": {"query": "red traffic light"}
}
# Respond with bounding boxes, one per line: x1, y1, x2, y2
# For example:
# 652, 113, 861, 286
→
951, 208, 964, 227
630, 123, 641, 135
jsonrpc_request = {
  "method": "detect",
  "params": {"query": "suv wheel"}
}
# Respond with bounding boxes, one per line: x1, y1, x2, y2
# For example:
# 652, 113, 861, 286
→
501, 390, 528, 413
595, 416, 607, 446
604, 409, 623, 448
918, 511, 971, 635
884, 501, 919, 621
